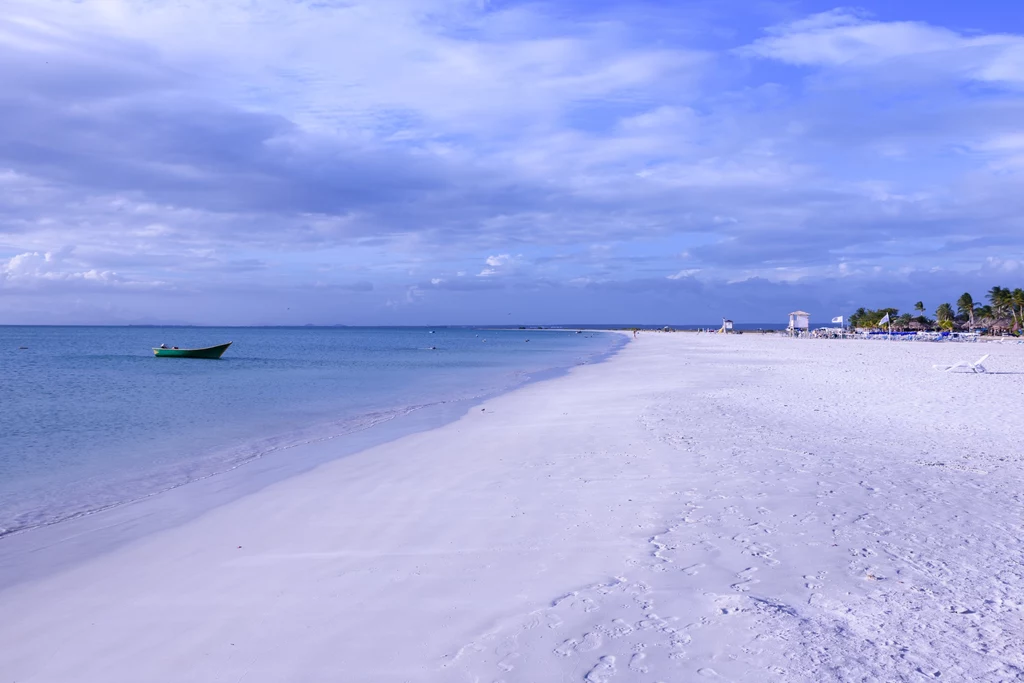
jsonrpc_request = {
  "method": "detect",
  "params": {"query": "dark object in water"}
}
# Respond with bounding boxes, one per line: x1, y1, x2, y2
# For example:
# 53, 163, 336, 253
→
153, 342, 232, 359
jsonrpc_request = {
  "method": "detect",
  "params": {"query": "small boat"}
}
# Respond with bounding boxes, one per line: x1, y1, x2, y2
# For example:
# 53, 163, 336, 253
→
153, 342, 232, 359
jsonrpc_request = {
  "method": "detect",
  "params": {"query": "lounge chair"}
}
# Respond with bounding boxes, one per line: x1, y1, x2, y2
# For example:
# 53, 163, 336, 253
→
933, 354, 990, 373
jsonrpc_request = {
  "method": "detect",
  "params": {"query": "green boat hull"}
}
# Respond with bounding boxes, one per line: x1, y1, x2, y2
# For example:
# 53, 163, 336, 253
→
153, 342, 232, 359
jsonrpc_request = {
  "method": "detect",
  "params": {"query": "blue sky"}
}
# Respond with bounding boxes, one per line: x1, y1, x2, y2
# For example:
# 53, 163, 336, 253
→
1, 0, 1023, 325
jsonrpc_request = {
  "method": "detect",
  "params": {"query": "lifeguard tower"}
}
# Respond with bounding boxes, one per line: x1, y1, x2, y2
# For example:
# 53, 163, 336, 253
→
719, 319, 734, 333
788, 310, 810, 337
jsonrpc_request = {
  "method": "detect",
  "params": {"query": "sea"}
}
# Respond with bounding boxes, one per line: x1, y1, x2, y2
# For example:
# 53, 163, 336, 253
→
0, 326, 622, 537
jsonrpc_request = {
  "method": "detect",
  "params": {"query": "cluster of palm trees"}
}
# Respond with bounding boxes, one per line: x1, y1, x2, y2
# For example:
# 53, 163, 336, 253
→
848, 286, 1024, 333
982, 286, 1024, 330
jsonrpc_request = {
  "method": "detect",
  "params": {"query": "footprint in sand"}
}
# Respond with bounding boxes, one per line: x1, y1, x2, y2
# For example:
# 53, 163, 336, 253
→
803, 573, 823, 589
554, 639, 578, 657
746, 521, 777, 535
668, 630, 692, 661
554, 632, 603, 657
670, 631, 692, 647
552, 593, 599, 613
600, 618, 634, 638
494, 636, 519, 672
731, 567, 760, 592
750, 543, 780, 566
597, 578, 647, 598
629, 651, 649, 673
496, 653, 518, 672
637, 614, 669, 631
715, 595, 745, 615
576, 632, 603, 652
521, 613, 544, 630
584, 655, 617, 683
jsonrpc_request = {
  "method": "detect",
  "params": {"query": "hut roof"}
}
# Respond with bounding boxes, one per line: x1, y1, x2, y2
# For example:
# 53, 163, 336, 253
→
789, 310, 810, 316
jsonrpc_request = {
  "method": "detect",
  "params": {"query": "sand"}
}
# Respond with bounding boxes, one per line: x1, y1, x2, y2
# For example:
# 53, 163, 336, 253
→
1, 333, 1022, 682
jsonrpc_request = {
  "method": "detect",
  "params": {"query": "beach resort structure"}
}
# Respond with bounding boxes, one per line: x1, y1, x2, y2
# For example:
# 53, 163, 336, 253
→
788, 310, 810, 336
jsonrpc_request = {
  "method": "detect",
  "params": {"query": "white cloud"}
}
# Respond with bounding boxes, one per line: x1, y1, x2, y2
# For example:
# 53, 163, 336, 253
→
478, 253, 524, 277
984, 256, 1021, 273
667, 269, 700, 280
619, 106, 697, 132
0, 250, 121, 285
740, 9, 1024, 87
741, 10, 956, 66
974, 133, 1024, 152
2, 2, 1024, 323
6, 0, 703, 137
635, 155, 808, 189
0, 249, 171, 289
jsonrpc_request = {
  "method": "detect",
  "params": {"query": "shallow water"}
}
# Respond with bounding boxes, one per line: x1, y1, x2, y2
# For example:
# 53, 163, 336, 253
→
0, 326, 620, 535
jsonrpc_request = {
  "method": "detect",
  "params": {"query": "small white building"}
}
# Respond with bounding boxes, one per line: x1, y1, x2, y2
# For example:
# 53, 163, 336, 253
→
720, 319, 734, 333
788, 310, 810, 336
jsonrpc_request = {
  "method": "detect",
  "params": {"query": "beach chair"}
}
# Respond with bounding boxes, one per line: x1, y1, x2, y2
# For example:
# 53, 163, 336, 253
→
932, 354, 990, 373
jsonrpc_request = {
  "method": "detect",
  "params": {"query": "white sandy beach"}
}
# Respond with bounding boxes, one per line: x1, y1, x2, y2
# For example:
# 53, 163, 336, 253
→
1, 333, 1023, 682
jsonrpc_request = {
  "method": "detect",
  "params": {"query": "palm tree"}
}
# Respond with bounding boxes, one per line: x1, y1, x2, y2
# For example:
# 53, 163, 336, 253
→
914, 301, 925, 314
1013, 288, 1024, 330
956, 292, 975, 329
936, 302, 955, 324
988, 286, 1011, 318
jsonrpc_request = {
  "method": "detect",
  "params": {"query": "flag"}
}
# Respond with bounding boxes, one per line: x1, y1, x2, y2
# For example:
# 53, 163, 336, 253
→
832, 316, 843, 323
879, 313, 890, 325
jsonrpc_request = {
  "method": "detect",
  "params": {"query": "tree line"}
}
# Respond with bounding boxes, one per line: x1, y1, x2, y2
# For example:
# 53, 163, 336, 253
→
847, 286, 1024, 332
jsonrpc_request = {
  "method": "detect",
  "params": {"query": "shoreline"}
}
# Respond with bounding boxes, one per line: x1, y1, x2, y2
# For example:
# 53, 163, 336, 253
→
2, 333, 1021, 682
0, 331, 628, 591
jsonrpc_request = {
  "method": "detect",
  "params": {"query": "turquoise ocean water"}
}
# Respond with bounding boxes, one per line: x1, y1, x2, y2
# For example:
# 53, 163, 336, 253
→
0, 326, 621, 536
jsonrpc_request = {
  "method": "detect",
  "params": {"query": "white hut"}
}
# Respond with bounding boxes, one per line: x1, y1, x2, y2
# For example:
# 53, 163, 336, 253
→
788, 310, 810, 336
720, 318, 734, 333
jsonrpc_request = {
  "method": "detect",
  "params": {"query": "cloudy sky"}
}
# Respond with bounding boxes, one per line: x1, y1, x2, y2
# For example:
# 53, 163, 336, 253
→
2, 0, 1023, 325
